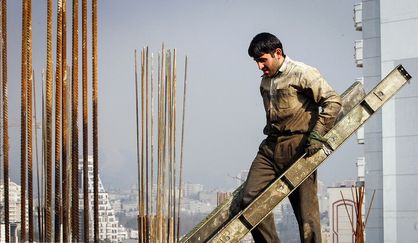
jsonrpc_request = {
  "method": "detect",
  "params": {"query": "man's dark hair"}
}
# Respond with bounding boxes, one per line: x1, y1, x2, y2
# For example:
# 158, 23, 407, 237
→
248, 32, 284, 59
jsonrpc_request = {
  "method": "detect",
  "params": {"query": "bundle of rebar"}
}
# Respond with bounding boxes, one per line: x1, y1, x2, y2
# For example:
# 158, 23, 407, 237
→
341, 185, 376, 243
4, 1, 100, 242
135, 46, 188, 243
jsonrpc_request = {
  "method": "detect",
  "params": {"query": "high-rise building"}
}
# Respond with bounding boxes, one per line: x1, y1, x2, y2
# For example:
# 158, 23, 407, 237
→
79, 156, 127, 243
0, 180, 28, 242
184, 183, 203, 198
355, 1, 418, 241
0, 181, 23, 223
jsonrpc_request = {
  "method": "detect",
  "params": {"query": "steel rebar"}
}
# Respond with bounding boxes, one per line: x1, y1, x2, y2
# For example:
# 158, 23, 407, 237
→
150, 53, 155, 242
54, 0, 63, 240
1, 1, 9, 241
166, 49, 173, 243
45, 0, 54, 241
82, 0, 89, 241
71, 0, 80, 240
61, 1, 71, 241
157, 50, 163, 243
35, 70, 43, 242
162, 50, 168, 243
26, 1, 34, 241
20, 0, 28, 240
92, 0, 99, 241
140, 48, 145, 243
172, 49, 177, 243
177, 56, 188, 242
145, 46, 150, 243
134, 49, 141, 243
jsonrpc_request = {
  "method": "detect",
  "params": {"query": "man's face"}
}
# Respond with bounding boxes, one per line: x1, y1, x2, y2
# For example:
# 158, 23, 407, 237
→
254, 49, 283, 77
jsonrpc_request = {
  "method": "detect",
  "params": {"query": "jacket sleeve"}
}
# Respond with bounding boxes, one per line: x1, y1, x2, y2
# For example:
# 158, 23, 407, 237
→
300, 67, 342, 135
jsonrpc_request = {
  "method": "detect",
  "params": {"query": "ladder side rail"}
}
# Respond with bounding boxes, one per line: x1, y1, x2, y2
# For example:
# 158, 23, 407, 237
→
180, 82, 365, 242
210, 65, 411, 242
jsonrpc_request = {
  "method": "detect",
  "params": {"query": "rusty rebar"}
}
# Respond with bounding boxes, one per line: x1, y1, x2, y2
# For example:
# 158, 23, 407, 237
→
41, 69, 47, 242
54, 0, 63, 241
157, 50, 163, 243
162, 50, 168, 242
61, 0, 70, 241
1, 1, 9, 242
166, 49, 173, 243
20, 0, 28, 240
364, 189, 376, 228
45, 0, 53, 241
356, 186, 365, 243
140, 48, 145, 243
72, 0, 80, 240
34, 70, 42, 242
92, 0, 99, 241
134, 49, 141, 242
177, 56, 188, 242
145, 46, 150, 241
82, 0, 89, 241
172, 49, 177, 242
150, 53, 155, 242
340, 191, 355, 234
26, 1, 34, 241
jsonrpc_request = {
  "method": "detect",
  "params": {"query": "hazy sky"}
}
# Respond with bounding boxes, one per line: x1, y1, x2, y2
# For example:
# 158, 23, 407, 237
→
7, 0, 364, 190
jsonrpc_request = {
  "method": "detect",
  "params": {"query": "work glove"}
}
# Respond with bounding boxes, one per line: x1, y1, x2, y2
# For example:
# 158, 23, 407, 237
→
305, 131, 328, 156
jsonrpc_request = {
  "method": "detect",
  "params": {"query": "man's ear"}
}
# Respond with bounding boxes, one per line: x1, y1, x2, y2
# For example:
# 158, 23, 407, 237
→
274, 48, 283, 58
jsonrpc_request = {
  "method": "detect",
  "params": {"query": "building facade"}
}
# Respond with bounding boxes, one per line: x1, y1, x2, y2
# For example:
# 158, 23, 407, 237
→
0, 181, 26, 242
79, 156, 127, 243
356, 1, 418, 241
328, 180, 357, 243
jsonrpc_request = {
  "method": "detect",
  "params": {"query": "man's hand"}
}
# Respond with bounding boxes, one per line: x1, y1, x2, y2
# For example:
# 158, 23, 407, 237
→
305, 131, 327, 156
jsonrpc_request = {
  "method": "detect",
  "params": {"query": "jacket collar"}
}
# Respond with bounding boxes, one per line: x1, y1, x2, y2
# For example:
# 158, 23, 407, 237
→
266, 55, 290, 79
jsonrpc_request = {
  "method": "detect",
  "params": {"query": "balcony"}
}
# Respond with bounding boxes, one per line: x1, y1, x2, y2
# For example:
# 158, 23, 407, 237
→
354, 3, 363, 31
354, 40, 363, 67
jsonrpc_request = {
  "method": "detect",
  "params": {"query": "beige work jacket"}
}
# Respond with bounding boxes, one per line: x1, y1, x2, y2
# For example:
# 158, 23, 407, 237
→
260, 56, 342, 136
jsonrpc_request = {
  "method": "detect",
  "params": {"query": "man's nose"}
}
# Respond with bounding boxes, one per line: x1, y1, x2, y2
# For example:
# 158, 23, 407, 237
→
257, 62, 264, 70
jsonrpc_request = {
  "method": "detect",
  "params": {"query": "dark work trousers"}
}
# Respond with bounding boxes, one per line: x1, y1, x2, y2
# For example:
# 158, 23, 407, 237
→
242, 134, 321, 243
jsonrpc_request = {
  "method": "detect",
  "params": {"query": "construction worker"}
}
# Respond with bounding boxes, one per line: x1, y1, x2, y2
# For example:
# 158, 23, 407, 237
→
243, 32, 342, 243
